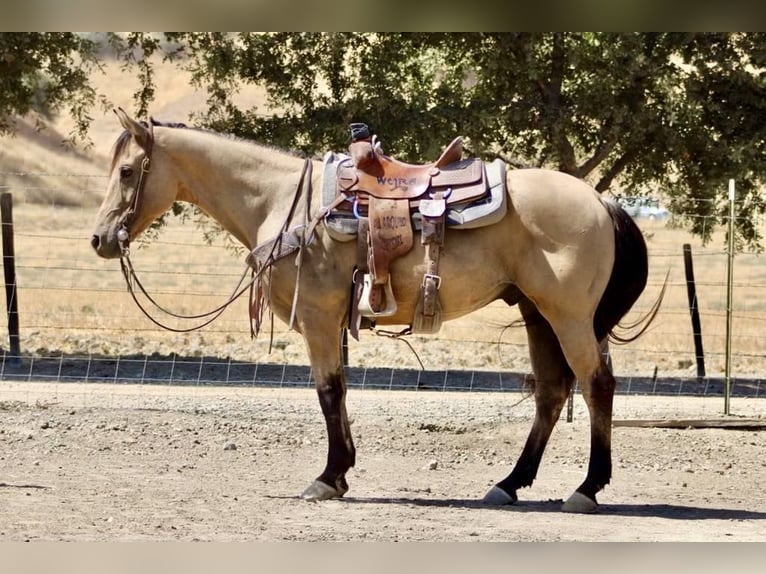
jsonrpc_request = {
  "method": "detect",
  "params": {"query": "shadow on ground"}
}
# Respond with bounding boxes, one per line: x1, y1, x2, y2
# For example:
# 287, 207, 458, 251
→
337, 496, 766, 520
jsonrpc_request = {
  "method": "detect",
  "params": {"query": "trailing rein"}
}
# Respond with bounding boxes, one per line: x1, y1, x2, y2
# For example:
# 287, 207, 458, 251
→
118, 152, 314, 334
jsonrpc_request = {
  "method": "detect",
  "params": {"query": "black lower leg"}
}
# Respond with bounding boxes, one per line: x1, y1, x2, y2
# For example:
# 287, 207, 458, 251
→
576, 363, 615, 501
497, 298, 574, 497
497, 381, 571, 495
316, 368, 355, 493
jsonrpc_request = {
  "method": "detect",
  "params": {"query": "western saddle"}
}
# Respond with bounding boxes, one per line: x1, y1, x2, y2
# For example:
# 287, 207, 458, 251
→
326, 123, 506, 336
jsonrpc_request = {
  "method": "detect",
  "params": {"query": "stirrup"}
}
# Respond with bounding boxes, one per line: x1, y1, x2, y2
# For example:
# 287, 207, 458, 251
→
358, 274, 397, 317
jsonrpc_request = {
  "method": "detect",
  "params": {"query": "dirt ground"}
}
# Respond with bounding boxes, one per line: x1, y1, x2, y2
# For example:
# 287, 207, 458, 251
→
1, 381, 765, 541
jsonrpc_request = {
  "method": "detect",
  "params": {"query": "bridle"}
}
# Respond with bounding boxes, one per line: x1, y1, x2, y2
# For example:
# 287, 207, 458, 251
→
114, 121, 317, 333
117, 120, 154, 253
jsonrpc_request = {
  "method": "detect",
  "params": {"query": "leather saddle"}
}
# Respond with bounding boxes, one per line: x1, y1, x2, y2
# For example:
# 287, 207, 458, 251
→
336, 136, 487, 213
324, 123, 507, 335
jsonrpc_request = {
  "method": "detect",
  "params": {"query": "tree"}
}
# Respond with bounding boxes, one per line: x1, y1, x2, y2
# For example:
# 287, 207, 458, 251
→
0, 33, 100, 140
0, 32, 170, 144
165, 32, 766, 247
5, 33, 764, 246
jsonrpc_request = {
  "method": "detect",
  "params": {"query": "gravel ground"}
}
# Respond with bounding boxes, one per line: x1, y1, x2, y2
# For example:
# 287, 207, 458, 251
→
1, 382, 765, 541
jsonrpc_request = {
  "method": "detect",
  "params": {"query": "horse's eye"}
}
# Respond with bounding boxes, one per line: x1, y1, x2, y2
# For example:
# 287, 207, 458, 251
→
120, 166, 133, 179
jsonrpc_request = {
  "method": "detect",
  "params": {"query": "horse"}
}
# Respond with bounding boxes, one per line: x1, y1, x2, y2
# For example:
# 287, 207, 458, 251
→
91, 109, 659, 513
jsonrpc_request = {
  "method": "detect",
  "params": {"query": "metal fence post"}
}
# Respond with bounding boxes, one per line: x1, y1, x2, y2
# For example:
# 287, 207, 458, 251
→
724, 179, 735, 415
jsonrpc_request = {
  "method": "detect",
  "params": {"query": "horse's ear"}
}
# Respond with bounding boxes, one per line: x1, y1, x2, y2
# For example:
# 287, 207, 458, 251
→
113, 107, 151, 150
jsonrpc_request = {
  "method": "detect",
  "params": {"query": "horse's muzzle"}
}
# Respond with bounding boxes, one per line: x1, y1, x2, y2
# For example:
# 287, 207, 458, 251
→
90, 233, 121, 259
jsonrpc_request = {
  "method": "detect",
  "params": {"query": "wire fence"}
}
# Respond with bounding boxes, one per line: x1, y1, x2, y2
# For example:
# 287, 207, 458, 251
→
1, 171, 765, 416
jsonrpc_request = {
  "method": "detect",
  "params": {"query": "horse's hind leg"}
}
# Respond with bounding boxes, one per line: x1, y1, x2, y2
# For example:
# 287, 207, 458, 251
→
561, 349, 615, 513
554, 322, 615, 513
483, 297, 575, 505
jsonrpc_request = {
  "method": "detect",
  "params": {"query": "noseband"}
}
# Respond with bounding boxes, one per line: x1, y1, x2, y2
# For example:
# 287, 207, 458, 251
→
117, 119, 155, 256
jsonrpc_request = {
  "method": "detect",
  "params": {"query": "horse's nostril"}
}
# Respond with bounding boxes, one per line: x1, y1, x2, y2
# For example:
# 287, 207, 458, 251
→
90, 235, 100, 251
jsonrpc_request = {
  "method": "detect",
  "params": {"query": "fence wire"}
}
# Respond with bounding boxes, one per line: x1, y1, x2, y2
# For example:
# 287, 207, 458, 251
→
1, 173, 765, 416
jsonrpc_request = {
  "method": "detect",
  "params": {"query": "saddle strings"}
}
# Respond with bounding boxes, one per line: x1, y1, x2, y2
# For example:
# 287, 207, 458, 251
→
372, 327, 425, 370
287, 159, 313, 329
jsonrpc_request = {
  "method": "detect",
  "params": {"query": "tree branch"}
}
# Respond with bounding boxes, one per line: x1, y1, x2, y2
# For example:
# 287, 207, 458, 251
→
576, 128, 620, 179
538, 33, 578, 174
496, 152, 537, 169
595, 147, 640, 192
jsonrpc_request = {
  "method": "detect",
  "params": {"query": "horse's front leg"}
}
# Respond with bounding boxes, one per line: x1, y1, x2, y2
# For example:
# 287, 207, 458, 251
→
298, 325, 356, 501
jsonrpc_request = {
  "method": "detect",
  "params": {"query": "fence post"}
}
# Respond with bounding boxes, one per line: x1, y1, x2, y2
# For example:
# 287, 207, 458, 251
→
1, 192, 21, 367
682, 243, 706, 380
724, 179, 735, 415
565, 344, 609, 423
342, 328, 349, 366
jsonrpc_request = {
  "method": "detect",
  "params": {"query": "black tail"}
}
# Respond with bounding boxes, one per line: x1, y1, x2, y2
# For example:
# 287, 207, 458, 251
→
594, 198, 664, 344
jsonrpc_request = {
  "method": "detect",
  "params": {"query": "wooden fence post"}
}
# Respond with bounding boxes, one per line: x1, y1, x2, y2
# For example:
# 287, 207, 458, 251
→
1, 192, 21, 367
682, 243, 705, 380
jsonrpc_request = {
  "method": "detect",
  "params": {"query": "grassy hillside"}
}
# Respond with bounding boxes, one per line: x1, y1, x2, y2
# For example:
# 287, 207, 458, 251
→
0, 59, 267, 208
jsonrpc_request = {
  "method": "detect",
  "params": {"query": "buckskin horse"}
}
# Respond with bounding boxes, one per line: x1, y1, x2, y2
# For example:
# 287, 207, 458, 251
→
91, 109, 661, 513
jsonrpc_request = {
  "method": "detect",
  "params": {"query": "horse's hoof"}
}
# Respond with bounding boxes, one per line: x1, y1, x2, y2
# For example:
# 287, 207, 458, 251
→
481, 485, 517, 506
300, 480, 344, 501
561, 491, 598, 513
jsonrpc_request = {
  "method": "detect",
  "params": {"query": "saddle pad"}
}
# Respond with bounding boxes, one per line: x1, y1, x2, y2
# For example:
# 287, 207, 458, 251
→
444, 158, 507, 229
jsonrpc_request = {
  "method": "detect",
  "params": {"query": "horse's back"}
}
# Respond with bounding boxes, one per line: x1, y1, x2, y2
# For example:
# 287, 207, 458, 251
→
507, 168, 611, 237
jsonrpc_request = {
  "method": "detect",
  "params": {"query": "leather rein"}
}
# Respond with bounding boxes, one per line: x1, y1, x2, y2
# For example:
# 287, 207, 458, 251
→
115, 121, 315, 333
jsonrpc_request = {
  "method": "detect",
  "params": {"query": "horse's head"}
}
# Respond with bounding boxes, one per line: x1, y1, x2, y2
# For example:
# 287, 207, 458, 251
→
90, 108, 178, 258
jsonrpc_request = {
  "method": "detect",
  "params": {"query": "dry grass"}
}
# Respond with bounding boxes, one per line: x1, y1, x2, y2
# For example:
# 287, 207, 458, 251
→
4, 199, 765, 381
1, 59, 764, 382
0, 58, 268, 207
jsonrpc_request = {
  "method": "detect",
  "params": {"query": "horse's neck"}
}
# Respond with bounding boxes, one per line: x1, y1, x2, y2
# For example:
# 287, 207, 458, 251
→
168, 131, 318, 251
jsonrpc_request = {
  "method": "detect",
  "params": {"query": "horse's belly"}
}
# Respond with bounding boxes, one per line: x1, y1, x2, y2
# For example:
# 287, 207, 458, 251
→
378, 241, 512, 325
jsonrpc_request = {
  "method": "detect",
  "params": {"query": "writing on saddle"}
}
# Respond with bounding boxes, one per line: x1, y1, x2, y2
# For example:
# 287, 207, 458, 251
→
373, 214, 408, 230
376, 175, 420, 192
378, 235, 405, 251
